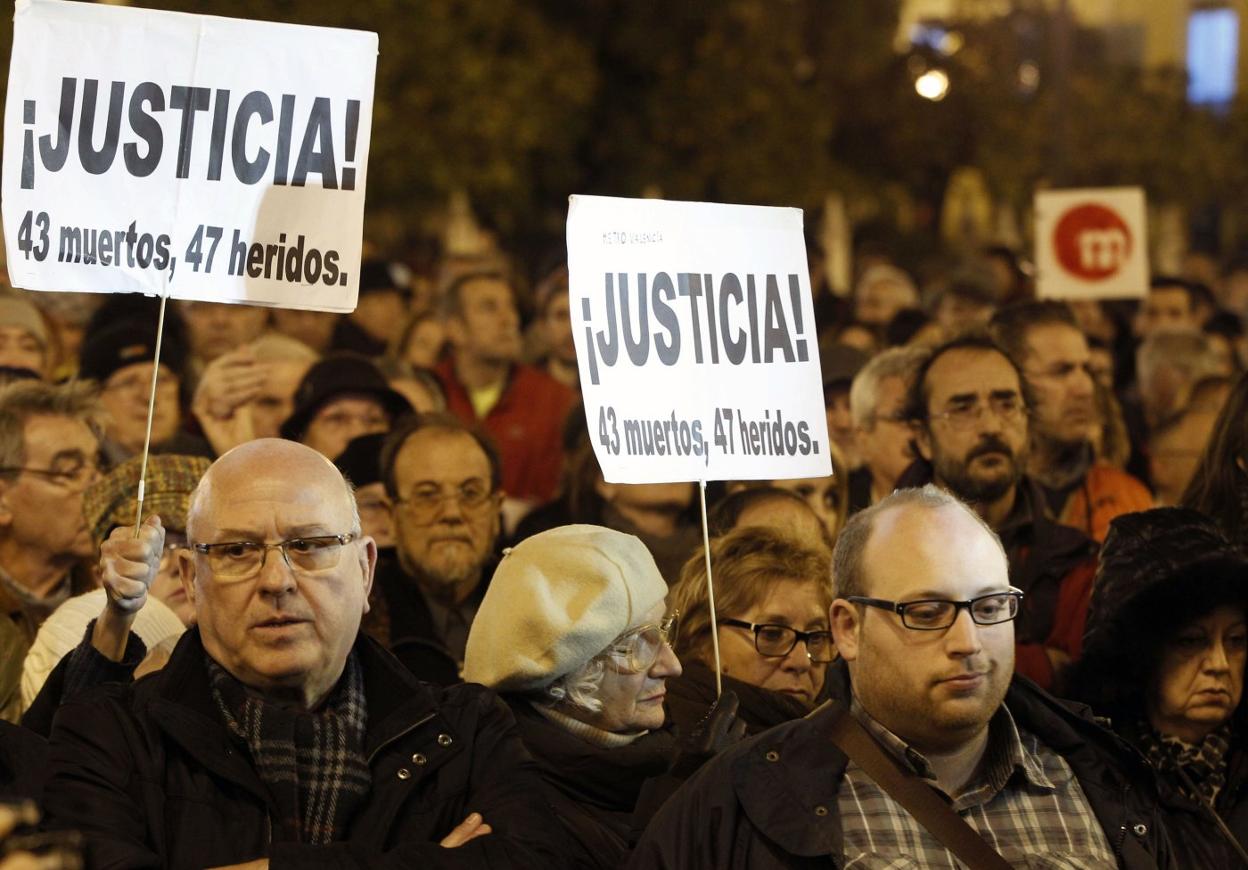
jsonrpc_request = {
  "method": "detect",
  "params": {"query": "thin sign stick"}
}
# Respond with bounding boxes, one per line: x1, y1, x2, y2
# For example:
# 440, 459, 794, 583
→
132, 289, 170, 535
698, 479, 723, 697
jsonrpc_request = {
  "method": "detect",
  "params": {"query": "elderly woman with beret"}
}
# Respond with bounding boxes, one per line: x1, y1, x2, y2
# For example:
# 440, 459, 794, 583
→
1068, 507, 1248, 867
463, 524, 683, 869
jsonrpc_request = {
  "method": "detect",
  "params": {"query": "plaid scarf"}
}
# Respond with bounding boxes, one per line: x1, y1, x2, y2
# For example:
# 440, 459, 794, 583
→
207, 653, 371, 844
1139, 721, 1232, 807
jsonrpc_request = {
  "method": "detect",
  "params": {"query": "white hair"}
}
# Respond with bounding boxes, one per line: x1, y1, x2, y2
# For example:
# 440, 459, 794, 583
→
535, 656, 609, 714
850, 345, 930, 429
1136, 329, 1219, 396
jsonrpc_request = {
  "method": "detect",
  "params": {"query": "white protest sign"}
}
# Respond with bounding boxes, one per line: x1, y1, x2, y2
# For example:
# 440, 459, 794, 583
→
567, 195, 831, 484
2, 0, 376, 312
1034, 187, 1149, 300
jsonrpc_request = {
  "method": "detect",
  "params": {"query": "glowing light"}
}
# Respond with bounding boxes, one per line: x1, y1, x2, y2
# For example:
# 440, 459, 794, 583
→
915, 69, 950, 101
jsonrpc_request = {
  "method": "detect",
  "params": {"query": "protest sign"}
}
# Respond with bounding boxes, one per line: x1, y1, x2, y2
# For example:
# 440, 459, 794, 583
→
567, 194, 831, 484
1034, 187, 1149, 300
2, 0, 377, 312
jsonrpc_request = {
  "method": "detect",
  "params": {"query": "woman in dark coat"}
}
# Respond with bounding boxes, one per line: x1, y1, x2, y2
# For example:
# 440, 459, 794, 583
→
462, 524, 683, 870
1067, 507, 1248, 867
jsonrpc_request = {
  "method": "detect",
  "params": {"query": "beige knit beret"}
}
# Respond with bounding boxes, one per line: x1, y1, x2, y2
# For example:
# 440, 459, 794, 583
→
463, 524, 668, 692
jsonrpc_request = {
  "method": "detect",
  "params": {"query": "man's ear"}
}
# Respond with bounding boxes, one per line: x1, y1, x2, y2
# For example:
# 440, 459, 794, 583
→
0, 479, 15, 528
913, 423, 933, 463
830, 600, 861, 662
359, 536, 378, 614
594, 478, 616, 502
444, 314, 467, 348
177, 548, 197, 609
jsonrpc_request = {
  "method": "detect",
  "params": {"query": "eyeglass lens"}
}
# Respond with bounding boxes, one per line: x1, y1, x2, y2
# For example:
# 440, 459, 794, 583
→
901, 593, 1019, 630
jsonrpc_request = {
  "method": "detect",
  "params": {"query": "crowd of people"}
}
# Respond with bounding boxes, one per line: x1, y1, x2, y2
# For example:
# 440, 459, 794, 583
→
0, 241, 1244, 868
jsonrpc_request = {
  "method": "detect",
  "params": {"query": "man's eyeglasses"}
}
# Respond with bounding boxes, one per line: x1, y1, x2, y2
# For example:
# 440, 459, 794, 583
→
0, 456, 100, 489
927, 394, 1027, 431
608, 613, 679, 674
847, 588, 1024, 631
395, 480, 496, 523
191, 533, 358, 581
719, 617, 836, 663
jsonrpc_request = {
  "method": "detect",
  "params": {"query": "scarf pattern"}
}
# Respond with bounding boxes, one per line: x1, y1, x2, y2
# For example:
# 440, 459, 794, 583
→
207, 653, 371, 844
1139, 721, 1232, 806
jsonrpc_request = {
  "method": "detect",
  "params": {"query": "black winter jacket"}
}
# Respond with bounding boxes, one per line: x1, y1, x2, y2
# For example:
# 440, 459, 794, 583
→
665, 660, 810, 738
0, 719, 46, 802
41, 629, 569, 869
629, 664, 1175, 869
506, 699, 674, 869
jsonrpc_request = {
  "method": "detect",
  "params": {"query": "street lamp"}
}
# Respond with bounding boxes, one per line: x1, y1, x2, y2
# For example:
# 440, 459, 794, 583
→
915, 68, 950, 101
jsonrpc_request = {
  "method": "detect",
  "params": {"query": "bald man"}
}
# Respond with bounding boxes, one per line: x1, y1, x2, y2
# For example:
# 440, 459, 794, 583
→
40, 439, 567, 869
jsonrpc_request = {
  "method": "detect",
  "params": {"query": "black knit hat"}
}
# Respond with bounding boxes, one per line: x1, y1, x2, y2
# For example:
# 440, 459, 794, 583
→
79, 317, 187, 384
1084, 507, 1248, 654
358, 259, 404, 297
279, 353, 412, 441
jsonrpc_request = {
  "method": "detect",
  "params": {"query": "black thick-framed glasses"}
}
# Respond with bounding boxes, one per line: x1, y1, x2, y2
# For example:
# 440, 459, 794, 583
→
719, 617, 835, 663
191, 533, 358, 581
847, 588, 1023, 631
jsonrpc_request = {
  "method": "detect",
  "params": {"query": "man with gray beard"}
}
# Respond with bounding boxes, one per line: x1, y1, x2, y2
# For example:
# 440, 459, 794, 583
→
896, 334, 1097, 691
366, 414, 503, 682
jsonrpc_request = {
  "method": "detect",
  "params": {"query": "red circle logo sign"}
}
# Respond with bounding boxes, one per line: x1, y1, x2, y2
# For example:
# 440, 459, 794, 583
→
1052, 203, 1132, 282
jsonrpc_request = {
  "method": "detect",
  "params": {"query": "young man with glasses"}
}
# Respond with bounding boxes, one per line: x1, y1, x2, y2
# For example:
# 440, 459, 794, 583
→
896, 333, 1098, 689
631, 486, 1174, 870
41, 437, 569, 868
0, 380, 102, 722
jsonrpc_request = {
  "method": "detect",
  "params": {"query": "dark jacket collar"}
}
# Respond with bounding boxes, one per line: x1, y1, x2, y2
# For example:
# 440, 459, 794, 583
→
669, 660, 810, 733
506, 700, 674, 812
727, 661, 1162, 861
893, 462, 1093, 580
144, 628, 443, 793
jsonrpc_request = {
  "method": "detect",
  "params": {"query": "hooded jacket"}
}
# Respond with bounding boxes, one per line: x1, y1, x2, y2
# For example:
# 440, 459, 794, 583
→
629, 662, 1174, 869
41, 628, 569, 869
1070, 507, 1248, 868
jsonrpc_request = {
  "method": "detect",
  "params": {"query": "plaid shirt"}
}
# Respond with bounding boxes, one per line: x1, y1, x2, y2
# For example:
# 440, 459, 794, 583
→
838, 700, 1117, 868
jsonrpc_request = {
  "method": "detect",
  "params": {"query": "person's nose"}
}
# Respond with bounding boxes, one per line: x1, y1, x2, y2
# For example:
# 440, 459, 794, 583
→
650, 640, 682, 679
432, 492, 468, 525
977, 405, 1005, 436
342, 417, 375, 443
256, 544, 298, 597
944, 607, 983, 658
1206, 639, 1232, 674
780, 638, 814, 673
1071, 367, 1095, 400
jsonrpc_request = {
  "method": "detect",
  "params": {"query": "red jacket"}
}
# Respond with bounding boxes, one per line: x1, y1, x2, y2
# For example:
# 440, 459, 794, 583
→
1057, 463, 1153, 544
436, 358, 577, 504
